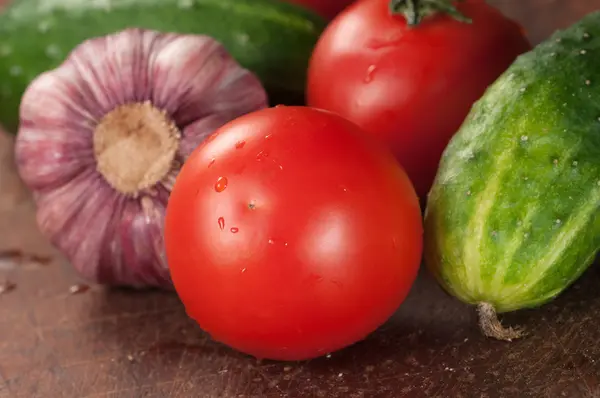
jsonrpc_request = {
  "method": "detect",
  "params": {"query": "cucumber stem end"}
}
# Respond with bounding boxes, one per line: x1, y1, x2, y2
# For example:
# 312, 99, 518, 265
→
476, 302, 526, 342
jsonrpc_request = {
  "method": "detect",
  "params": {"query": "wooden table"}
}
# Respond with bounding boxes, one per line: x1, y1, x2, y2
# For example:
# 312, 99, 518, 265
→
1, 1, 600, 397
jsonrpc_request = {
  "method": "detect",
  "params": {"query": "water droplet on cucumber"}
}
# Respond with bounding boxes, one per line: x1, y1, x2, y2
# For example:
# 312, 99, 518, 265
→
0, 45, 12, 57
178, 0, 193, 8
45, 45, 61, 59
38, 20, 51, 33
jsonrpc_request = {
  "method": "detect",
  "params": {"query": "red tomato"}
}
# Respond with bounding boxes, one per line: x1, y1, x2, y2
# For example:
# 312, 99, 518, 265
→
307, 0, 531, 199
165, 106, 423, 361
285, 0, 355, 19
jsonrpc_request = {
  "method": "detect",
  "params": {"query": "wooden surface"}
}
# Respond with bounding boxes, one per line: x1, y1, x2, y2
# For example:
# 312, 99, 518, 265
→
2, 1, 600, 397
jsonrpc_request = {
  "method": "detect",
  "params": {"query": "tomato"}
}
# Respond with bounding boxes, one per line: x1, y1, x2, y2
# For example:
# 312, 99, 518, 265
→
285, 0, 355, 20
165, 106, 423, 361
307, 0, 531, 200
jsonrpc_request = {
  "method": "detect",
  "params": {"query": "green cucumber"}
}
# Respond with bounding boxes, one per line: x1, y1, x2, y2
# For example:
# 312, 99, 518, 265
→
0, 0, 326, 132
424, 10, 600, 341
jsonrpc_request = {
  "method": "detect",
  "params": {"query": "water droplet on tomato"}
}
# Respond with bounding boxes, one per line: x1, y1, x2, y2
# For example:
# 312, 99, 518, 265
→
271, 158, 283, 170
364, 65, 377, 83
306, 274, 324, 285
368, 36, 403, 50
235, 141, 246, 149
330, 280, 344, 289
218, 217, 225, 230
234, 163, 246, 175
215, 177, 228, 192
230, 227, 239, 233
256, 151, 269, 161
268, 239, 275, 245
208, 158, 216, 168
264, 134, 272, 140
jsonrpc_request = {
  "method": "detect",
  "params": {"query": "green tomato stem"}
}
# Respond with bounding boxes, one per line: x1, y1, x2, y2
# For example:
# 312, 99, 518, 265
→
389, 0, 472, 26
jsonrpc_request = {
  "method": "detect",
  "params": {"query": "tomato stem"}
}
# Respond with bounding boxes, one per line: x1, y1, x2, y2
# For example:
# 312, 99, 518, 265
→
389, 0, 472, 26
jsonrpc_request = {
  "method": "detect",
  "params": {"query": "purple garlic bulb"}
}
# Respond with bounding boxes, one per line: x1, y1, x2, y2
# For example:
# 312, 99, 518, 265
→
14, 28, 268, 289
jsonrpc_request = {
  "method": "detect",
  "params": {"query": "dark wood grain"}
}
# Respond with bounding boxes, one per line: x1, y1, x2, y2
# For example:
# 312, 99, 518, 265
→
1, 1, 600, 397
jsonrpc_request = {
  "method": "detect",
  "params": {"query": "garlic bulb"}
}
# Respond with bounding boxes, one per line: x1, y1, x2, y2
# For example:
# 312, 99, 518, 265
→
14, 28, 268, 289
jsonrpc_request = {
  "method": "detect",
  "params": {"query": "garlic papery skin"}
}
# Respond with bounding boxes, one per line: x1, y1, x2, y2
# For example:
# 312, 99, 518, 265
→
14, 28, 268, 289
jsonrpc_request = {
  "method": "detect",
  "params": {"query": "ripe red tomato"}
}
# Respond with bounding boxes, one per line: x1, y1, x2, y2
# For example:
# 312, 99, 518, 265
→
285, 0, 355, 19
307, 0, 531, 199
165, 106, 423, 361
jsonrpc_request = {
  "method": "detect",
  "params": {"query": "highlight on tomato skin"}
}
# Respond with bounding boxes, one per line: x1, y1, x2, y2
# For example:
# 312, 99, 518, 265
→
306, 0, 532, 201
164, 106, 423, 361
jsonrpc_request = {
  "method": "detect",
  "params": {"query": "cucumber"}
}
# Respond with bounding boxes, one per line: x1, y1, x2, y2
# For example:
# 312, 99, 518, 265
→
424, 10, 600, 341
0, 0, 326, 132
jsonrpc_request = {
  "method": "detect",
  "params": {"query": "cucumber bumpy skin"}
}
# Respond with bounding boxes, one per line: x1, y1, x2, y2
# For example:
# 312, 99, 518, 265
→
424, 10, 600, 341
0, 0, 326, 132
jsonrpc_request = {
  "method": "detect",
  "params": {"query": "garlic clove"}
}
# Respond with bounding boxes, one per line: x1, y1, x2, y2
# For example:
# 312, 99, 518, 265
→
15, 28, 268, 289
17, 69, 96, 190
20, 64, 103, 123
152, 34, 226, 122
95, 197, 171, 288
150, 33, 267, 128
208, 62, 271, 116
15, 124, 93, 191
34, 170, 105, 240
180, 113, 241, 156
36, 172, 117, 281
